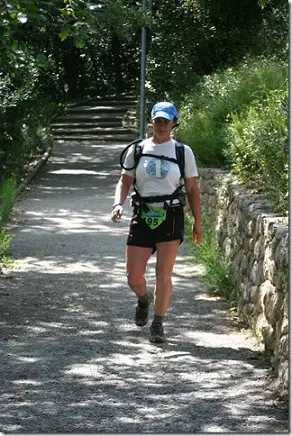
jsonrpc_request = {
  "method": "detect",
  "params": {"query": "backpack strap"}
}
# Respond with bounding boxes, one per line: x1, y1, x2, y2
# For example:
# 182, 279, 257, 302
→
137, 153, 179, 166
133, 140, 144, 167
119, 138, 144, 171
174, 140, 185, 179
132, 140, 145, 186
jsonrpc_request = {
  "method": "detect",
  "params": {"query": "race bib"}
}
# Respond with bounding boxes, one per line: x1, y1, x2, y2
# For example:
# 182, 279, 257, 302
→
141, 207, 167, 230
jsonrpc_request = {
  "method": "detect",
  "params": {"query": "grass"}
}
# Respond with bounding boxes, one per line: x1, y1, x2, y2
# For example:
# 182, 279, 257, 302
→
184, 211, 236, 306
0, 227, 14, 270
0, 175, 20, 270
0, 175, 20, 223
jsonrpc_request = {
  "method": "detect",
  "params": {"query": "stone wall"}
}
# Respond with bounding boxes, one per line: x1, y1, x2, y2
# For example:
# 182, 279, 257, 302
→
198, 168, 289, 396
127, 114, 289, 396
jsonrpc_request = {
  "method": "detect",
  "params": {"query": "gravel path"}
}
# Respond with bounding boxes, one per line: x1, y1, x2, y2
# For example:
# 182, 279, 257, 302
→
0, 140, 289, 433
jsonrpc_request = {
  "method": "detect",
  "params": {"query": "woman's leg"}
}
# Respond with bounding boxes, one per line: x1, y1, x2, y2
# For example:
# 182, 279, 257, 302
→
154, 240, 180, 316
126, 245, 153, 298
149, 239, 180, 343
126, 245, 154, 327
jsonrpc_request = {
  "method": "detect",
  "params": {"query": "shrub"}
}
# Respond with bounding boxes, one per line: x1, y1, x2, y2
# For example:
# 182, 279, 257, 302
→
176, 57, 287, 168
0, 99, 57, 183
225, 87, 288, 214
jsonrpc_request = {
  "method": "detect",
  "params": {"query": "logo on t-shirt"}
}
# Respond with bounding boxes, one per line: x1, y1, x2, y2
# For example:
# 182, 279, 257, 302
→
146, 159, 169, 179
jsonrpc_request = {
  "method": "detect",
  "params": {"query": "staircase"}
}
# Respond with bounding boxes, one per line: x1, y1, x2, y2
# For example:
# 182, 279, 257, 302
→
51, 94, 138, 142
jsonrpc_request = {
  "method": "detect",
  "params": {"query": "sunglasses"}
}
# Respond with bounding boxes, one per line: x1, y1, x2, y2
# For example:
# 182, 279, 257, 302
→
153, 118, 172, 125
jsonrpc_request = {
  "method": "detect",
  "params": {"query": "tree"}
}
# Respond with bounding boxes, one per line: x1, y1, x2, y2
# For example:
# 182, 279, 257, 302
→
146, 0, 288, 100
0, 0, 145, 99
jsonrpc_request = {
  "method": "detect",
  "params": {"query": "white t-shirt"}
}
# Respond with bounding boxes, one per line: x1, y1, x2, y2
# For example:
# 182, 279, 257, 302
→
121, 138, 198, 198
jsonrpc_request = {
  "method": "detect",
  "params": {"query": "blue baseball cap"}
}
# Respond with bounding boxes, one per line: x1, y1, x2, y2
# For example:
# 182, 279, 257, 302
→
151, 101, 179, 120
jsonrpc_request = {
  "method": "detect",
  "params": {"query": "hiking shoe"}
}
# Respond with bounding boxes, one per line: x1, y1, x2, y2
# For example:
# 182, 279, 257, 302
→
149, 322, 166, 343
135, 293, 153, 327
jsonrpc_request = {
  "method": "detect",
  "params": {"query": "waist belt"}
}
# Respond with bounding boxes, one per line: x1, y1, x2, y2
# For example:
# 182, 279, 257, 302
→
131, 186, 185, 213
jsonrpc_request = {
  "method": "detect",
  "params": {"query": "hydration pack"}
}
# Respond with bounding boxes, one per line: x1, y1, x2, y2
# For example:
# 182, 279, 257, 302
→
119, 138, 185, 179
119, 138, 186, 212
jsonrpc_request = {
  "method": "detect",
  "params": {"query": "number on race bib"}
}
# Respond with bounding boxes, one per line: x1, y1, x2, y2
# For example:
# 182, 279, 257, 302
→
146, 217, 158, 227
142, 207, 167, 229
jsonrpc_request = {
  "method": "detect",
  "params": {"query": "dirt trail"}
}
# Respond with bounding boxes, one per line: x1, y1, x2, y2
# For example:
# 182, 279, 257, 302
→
0, 140, 289, 433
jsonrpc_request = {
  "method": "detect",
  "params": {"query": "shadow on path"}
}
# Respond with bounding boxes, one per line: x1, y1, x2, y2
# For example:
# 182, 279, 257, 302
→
0, 140, 289, 433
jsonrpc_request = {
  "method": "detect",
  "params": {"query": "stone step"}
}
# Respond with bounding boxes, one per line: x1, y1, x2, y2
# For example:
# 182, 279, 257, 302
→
75, 92, 137, 100
53, 134, 138, 142
51, 126, 134, 135
53, 114, 123, 123
52, 94, 138, 142
67, 104, 134, 114
78, 98, 137, 106
52, 120, 122, 128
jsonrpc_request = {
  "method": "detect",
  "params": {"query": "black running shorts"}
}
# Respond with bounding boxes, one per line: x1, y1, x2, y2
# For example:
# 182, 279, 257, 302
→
126, 206, 184, 252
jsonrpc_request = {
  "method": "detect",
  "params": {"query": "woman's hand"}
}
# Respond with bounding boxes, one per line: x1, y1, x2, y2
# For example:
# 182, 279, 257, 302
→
192, 221, 202, 244
111, 204, 124, 222
111, 175, 133, 223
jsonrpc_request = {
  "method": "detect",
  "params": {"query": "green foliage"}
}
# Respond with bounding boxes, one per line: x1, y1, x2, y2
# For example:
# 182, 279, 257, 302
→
253, 0, 288, 61
0, 1, 143, 101
0, 226, 13, 270
58, 0, 145, 45
177, 57, 287, 167
0, 0, 145, 270
0, 175, 20, 223
0, 0, 145, 210
225, 86, 288, 214
1, 0, 287, 103
185, 212, 236, 303
0, 1, 61, 182
0, 97, 57, 182
147, 0, 263, 100
0, 0, 288, 221
176, 56, 288, 213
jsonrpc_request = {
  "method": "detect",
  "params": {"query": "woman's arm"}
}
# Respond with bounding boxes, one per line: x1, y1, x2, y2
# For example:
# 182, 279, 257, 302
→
184, 177, 203, 244
111, 174, 134, 222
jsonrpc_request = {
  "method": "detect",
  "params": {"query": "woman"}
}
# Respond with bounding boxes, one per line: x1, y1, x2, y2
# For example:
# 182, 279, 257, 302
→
111, 101, 202, 343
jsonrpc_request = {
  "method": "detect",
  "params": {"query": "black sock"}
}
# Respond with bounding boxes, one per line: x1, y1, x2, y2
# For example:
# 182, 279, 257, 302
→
138, 292, 150, 304
153, 314, 164, 324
